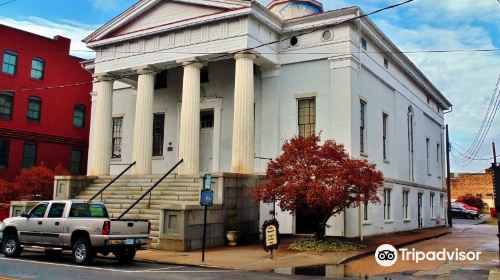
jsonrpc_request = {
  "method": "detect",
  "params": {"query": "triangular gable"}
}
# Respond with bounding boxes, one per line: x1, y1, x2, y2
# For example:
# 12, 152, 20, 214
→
84, 0, 250, 43
111, 1, 225, 37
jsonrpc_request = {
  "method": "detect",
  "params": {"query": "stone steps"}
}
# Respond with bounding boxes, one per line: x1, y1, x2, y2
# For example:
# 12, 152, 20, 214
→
73, 176, 203, 246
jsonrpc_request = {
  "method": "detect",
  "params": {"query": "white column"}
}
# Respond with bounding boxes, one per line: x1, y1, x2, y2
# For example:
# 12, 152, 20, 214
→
89, 75, 113, 176
178, 62, 203, 175
132, 67, 156, 175
231, 53, 256, 174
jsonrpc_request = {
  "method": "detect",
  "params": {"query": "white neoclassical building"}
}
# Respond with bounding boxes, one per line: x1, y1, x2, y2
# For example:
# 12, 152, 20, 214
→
75, 0, 452, 249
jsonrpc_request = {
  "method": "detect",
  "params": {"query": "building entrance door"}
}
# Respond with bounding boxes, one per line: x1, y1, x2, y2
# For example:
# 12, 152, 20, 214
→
418, 193, 423, 228
200, 110, 214, 173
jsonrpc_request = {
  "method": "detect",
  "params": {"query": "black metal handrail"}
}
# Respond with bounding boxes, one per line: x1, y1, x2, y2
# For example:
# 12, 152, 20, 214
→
90, 161, 136, 202
117, 159, 183, 220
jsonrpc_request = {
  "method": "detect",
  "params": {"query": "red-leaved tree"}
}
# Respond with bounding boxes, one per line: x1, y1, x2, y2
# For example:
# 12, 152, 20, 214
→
13, 164, 70, 201
254, 135, 384, 238
456, 195, 484, 210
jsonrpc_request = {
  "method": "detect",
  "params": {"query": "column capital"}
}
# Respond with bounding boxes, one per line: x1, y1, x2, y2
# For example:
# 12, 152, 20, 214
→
182, 62, 203, 69
234, 53, 257, 61
134, 65, 158, 75
93, 73, 113, 82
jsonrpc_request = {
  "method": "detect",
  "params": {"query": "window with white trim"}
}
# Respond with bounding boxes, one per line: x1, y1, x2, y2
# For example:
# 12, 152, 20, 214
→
403, 190, 409, 220
360, 100, 367, 154
383, 188, 391, 220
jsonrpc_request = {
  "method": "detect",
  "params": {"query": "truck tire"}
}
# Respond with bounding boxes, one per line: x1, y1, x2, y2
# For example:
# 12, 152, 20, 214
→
114, 247, 136, 264
2, 234, 22, 257
72, 238, 95, 265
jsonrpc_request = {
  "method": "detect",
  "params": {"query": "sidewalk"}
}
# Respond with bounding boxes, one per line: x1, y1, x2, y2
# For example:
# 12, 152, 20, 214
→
135, 226, 451, 271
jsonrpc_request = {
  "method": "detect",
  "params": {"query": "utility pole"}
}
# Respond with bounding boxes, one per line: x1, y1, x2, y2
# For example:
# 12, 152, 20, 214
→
491, 142, 499, 261
445, 125, 453, 227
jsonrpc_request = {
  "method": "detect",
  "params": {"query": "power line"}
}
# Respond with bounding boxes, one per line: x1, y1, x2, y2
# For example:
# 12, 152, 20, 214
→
0, 0, 16, 7
456, 74, 500, 164
451, 143, 498, 161
11, 48, 500, 55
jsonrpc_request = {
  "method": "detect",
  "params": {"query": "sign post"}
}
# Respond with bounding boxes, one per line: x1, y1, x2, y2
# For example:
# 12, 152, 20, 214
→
262, 219, 280, 259
200, 174, 213, 263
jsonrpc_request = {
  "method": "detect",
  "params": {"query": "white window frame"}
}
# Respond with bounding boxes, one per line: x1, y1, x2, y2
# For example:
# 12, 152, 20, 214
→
430, 192, 435, 219
383, 188, 392, 221
360, 99, 367, 156
402, 190, 410, 221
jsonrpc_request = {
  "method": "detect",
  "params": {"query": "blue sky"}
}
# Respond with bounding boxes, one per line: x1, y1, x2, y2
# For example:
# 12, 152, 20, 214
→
0, 0, 498, 172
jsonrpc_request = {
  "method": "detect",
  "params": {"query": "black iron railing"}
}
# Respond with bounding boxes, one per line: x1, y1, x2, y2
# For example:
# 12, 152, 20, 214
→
117, 159, 183, 220
90, 161, 136, 202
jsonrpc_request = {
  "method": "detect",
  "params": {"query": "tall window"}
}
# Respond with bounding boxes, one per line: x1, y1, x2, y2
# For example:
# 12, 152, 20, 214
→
0, 139, 9, 168
426, 138, 430, 175
383, 113, 388, 160
360, 100, 367, 154
0, 91, 14, 119
70, 147, 82, 175
440, 195, 444, 218
112, 117, 123, 158
361, 38, 367, 50
22, 142, 37, 169
2, 51, 17, 75
437, 143, 441, 177
363, 201, 369, 221
153, 113, 165, 157
31, 58, 45, 80
298, 98, 316, 137
73, 104, 85, 128
27, 97, 41, 122
402, 190, 409, 220
407, 106, 414, 181
430, 193, 435, 218
383, 188, 391, 220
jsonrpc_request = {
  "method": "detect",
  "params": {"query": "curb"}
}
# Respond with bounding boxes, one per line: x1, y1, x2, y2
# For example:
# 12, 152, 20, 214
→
337, 230, 452, 265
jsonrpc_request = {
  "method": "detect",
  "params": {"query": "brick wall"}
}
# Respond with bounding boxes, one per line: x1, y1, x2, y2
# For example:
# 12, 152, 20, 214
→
450, 169, 494, 208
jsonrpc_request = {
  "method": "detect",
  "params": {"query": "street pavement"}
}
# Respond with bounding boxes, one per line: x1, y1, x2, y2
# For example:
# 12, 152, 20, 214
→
333, 218, 498, 279
0, 252, 316, 280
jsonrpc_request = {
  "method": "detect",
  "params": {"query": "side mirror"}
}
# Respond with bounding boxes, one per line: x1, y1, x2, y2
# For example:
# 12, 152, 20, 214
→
21, 212, 29, 218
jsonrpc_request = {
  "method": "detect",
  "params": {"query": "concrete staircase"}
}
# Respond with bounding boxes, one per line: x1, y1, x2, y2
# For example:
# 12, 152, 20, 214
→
74, 176, 201, 249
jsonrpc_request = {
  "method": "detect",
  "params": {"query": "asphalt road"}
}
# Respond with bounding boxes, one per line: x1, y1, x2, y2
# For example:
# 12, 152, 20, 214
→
0, 252, 317, 280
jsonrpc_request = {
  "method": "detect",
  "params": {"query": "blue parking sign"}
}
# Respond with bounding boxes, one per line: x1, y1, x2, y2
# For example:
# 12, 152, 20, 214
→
200, 189, 213, 206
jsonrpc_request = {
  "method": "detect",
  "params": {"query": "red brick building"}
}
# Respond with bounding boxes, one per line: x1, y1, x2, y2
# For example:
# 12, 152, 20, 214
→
450, 169, 494, 209
0, 24, 92, 181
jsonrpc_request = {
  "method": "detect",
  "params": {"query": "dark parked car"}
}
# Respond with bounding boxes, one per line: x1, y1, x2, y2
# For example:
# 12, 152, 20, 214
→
451, 206, 479, 219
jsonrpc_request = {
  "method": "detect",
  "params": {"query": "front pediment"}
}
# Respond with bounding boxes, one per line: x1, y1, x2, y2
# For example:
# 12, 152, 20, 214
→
85, 0, 251, 43
111, 1, 225, 37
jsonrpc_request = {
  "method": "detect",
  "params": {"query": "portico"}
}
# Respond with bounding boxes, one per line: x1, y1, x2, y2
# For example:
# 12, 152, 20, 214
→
88, 53, 259, 177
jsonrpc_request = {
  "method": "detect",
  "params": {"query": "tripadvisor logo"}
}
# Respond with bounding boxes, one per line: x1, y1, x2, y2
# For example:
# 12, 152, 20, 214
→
375, 244, 398, 267
375, 244, 482, 267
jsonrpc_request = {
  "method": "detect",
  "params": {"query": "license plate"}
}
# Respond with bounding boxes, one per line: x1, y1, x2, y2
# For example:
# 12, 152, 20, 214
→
125, 239, 134, 245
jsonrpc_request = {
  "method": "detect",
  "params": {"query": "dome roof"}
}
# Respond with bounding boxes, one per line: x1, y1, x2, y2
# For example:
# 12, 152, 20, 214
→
267, 0, 323, 20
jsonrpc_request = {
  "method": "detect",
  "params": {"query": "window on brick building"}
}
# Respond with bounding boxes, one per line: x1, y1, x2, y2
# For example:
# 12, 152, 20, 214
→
2, 51, 17, 75
0, 91, 14, 119
22, 141, 37, 169
27, 97, 41, 122
70, 147, 82, 175
0, 139, 9, 168
73, 104, 85, 128
31, 58, 45, 80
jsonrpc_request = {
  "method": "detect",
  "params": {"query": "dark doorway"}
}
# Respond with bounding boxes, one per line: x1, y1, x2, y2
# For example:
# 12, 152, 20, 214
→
296, 211, 323, 235
418, 193, 423, 229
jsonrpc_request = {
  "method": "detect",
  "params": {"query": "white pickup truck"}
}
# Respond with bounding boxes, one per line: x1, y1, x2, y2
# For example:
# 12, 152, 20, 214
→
0, 200, 150, 264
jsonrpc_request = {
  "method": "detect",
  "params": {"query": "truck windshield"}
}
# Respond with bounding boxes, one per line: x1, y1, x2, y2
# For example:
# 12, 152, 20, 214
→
69, 203, 109, 218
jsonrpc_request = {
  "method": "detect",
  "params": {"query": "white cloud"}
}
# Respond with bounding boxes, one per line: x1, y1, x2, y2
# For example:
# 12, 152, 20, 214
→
90, 0, 120, 12
0, 16, 97, 59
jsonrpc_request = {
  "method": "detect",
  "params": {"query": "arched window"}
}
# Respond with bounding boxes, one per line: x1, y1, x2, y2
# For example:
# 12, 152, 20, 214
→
407, 106, 415, 182
0, 91, 14, 119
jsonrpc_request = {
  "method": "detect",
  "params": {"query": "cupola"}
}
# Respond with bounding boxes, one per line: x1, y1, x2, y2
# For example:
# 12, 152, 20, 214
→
267, 0, 323, 20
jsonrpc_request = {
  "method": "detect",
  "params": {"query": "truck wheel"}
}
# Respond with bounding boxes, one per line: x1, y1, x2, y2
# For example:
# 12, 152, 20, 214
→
2, 234, 22, 257
72, 238, 95, 265
114, 247, 136, 264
